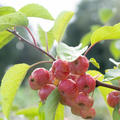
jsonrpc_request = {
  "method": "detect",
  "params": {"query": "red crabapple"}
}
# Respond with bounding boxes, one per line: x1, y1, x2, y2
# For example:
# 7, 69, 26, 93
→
38, 84, 56, 101
29, 75, 41, 90
76, 74, 96, 94
107, 91, 120, 108
60, 95, 75, 107
58, 79, 79, 98
71, 106, 83, 116
29, 68, 50, 90
75, 92, 94, 108
68, 56, 89, 75
80, 107, 96, 119
52, 59, 69, 80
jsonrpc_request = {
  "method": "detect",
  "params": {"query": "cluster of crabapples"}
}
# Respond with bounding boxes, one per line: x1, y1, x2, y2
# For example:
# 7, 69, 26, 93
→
28, 55, 97, 119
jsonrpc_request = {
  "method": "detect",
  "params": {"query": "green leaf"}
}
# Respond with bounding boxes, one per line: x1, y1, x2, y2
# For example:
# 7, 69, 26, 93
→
0, 31, 14, 49
81, 25, 101, 47
113, 104, 120, 120
19, 4, 54, 20
47, 29, 55, 49
52, 11, 74, 41
89, 58, 100, 69
103, 68, 120, 82
87, 70, 113, 116
110, 40, 120, 60
1, 64, 30, 119
38, 11, 73, 50
0, 6, 16, 16
16, 107, 39, 117
57, 42, 88, 62
0, 11, 28, 32
39, 103, 45, 120
38, 25, 46, 47
81, 32, 92, 48
39, 88, 60, 120
99, 8, 114, 24
38, 25, 55, 50
91, 23, 120, 45
55, 103, 64, 120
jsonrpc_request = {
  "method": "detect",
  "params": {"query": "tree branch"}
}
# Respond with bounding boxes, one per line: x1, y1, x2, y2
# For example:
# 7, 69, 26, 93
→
7, 29, 56, 61
96, 80, 120, 91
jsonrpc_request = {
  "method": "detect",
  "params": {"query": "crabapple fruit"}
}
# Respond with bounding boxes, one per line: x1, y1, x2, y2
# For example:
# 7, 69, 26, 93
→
107, 91, 120, 108
29, 75, 41, 90
75, 92, 94, 108
52, 59, 69, 80
80, 107, 96, 119
60, 95, 75, 107
71, 106, 82, 116
29, 68, 50, 90
58, 78, 79, 98
68, 56, 89, 75
76, 74, 96, 94
38, 84, 56, 101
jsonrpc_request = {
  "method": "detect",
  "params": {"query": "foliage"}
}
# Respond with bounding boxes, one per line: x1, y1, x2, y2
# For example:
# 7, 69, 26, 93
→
0, 3, 120, 120
57, 42, 88, 62
113, 104, 120, 120
19, 3, 54, 20
99, 8, 114, 24
89, 58, 100, 69
1, 64, 30, 118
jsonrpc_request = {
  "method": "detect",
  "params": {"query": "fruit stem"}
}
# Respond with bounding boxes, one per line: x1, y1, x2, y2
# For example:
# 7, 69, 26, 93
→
84, 43, 98, 56
96, 80, 120, 91
7, 29, 56, 61
24, 26, 37, 47
30, 61, 53, 68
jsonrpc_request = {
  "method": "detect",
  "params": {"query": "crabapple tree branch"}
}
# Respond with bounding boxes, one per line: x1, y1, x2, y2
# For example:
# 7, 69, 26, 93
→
7, 29, 56, 61
96, 80, 120, 91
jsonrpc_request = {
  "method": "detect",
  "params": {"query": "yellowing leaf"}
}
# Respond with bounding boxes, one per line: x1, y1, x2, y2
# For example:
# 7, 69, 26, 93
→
1, 64, 30, 119
91, 23, 120, 45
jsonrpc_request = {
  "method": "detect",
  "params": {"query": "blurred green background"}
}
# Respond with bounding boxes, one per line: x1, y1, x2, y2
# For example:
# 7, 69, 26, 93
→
0, 0, 120, 119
